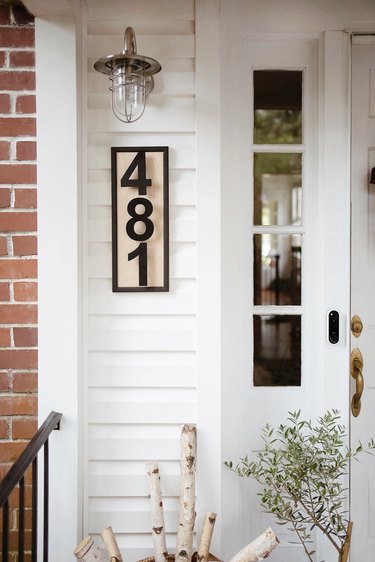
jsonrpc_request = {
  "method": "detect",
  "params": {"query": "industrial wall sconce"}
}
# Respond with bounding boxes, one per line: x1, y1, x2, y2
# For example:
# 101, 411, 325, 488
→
94, 27, 161, 123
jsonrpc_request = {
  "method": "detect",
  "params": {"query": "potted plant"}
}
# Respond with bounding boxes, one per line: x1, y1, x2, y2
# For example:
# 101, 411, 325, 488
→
225, 410, 374, 562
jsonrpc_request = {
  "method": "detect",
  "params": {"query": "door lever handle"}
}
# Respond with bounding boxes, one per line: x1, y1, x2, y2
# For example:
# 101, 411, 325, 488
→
350, 348, 364, 417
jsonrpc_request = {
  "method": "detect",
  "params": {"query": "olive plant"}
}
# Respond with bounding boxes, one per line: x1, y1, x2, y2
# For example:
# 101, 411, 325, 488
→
225, 410, 374, 562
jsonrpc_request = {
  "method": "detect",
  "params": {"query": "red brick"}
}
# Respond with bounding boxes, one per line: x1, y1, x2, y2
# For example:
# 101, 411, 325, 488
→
0, 212, 37, 233
0, 70, 35, 91
0, 164, 36, 184
0, 237, 7, 255
12, 6, 34, 25
0, 281, 10, 300
16, 94, 36, 113
13, 281, 37, 301
12, 418, 37, 439
13, 327, 37, 347
0, 188, 10, 207
9, 50, 35, 68
12, 235, 37, 255
0, 327, 11, 347
14, 189, 37, 209
0, 140, 10, 160
0, 372, 10, 391
0, 28, 34, 48
0, 259, 37, 279
0, 117, 36, 136
0, 441, 27, 462
0, 463, 12, 479
12, 372, 37, 393
0, 304, 37, 323
0, 349, 37, 370
0, 395, 37, 415
0, 51, 5, 68
0, 93, 11, 113
16, 141, 36, 161
0, 6, 10, 24
0, 419, 8, 438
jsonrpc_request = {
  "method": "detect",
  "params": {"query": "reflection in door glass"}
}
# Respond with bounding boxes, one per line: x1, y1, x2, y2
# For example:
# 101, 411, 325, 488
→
253, 315, 301, 386
253, 70, 302, 144
253, 152, 302, 226
254, 234, 301, 305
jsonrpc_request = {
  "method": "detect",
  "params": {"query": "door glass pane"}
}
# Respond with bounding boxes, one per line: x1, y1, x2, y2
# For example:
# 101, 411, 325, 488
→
254, 152, 302, 226
254, 233, 301, 305
253, 70, 302, 144
253, 315, 301, 386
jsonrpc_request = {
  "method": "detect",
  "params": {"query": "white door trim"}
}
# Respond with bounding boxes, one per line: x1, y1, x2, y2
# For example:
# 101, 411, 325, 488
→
36, 16, 82, 558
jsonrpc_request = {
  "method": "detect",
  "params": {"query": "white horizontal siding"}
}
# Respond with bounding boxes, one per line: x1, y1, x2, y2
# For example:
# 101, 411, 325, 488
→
85, 1, 197, 557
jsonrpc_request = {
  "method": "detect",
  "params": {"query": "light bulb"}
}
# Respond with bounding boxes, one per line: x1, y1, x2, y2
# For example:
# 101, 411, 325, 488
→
111, 69, 146, 123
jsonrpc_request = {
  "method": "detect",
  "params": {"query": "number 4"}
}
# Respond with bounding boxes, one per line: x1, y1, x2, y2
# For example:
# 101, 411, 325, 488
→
121, 151, 152, 195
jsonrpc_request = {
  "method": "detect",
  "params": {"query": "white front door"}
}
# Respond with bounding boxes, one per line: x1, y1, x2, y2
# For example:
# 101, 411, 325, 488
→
350, 36, 375, 562
221, 29, 352, 562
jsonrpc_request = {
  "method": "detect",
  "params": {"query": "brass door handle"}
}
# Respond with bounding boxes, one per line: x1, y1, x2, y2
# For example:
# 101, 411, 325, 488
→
350, 348, 364, 417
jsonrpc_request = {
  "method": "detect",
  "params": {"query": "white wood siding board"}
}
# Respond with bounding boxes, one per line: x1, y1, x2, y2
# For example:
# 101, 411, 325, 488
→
88, 131, 195, 150
89, 423, 183, 439
88, 438, 180, 460
89, 511, 179, 535
88, 365, 197, 388
88, 401, 196, 424
88, 57, 195, 74
89, 315, 196, 330
88, 72, 195, 96
87, 140, 195, 170
87, 35, 194, 59
87, 100, 195, 133
88, 292, 196, 316
88, 474, 180, 497
88, 328, 196, 351
89, 387, 195, 402
90, 497, 179, 512
89, 459, 180, 476
88, 21, 194, 36
88, 0, 194, 22
88, 351, 196, 372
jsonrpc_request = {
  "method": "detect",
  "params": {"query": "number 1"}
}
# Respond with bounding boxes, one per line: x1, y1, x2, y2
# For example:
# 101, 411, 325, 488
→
128, 242, 148, 286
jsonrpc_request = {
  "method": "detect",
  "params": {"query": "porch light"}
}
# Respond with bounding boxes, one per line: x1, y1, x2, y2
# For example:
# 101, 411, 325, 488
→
94, 27, 161, 123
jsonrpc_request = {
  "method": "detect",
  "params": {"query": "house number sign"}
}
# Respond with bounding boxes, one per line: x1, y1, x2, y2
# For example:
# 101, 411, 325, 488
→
111, 146, 169, 292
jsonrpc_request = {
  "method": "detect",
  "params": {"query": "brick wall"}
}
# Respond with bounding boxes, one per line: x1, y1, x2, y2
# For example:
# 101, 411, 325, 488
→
0, 3, 37, 479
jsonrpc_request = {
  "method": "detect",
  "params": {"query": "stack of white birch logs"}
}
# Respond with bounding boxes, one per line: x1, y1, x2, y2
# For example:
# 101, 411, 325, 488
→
74, 424, 279, 562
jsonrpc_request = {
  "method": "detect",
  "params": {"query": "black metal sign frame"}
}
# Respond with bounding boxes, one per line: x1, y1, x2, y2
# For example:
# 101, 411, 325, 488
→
111, 146, 169, 292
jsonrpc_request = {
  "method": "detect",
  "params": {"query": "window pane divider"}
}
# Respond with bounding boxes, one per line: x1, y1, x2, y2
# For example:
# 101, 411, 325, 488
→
251, 144, 305, 153
253, 305, 303, 315
252, 225, 305, 234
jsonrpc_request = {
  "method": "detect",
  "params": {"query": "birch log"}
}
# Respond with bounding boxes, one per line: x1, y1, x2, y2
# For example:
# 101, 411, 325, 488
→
196, 512, 216, 562
74, 536, 108, 562
101, 526, 123, 562
146, 462, 168, 562
228, 528, 279, 562
176, 424, 197, 562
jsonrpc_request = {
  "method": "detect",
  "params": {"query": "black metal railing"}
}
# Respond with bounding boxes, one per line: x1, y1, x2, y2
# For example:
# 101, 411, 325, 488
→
0, 411, 62, 562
